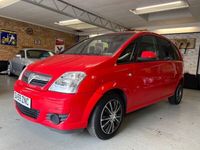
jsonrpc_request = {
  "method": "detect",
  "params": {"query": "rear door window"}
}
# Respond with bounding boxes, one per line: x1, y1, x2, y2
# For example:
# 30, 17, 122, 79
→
156, 38, 179, 60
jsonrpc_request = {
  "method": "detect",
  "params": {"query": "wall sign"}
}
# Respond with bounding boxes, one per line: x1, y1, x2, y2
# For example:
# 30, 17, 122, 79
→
0, 30, 17, 46
170, 38, 196, 49
55, 38, 65, 53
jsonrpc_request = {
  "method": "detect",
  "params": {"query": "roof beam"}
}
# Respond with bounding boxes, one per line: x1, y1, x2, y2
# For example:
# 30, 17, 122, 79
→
22, 0, 129, 32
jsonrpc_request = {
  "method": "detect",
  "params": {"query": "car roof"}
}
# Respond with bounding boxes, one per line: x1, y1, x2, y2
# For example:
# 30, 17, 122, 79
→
99, 31, 164, 39
102, 31, 136, 36
104, 31, 172, 42
21, 48, 52, 52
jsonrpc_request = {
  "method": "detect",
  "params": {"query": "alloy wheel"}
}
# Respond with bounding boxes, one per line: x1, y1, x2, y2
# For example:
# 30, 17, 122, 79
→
100, 99, 123, 135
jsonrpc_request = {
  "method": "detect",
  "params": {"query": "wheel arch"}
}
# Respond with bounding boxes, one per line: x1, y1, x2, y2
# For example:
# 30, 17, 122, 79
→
84, 87, 127, 127
103, 88, 127, 111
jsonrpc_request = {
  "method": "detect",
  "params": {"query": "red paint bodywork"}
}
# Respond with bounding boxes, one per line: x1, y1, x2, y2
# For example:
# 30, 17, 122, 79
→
14, 32, 183, 131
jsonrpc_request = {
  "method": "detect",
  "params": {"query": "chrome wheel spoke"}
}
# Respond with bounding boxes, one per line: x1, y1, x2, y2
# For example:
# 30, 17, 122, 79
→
113, 101, 118, 112
116, 115, 121, 118
102, 120, 110, 128
111, 122, 115, 133
101, 117, 111, 122
105, 106, 112, 115
116, 115, 121, 120
114, 103, 121, 113
108, 123, 112, 134
114, 117, 120, 123
108, 101, 114, 112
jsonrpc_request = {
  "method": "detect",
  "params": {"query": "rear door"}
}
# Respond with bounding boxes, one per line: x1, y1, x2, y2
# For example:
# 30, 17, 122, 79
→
156, 37, 181, 95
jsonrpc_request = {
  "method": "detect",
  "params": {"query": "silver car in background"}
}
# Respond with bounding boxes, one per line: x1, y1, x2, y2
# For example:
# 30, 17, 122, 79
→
8, 48, 54, 76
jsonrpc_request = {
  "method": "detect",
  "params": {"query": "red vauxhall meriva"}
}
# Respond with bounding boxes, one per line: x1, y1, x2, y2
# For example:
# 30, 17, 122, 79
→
14, 32, 183, 140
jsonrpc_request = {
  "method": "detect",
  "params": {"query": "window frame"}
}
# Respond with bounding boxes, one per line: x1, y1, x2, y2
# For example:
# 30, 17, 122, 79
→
116, 34, 182, 65
117, 35, 161, 65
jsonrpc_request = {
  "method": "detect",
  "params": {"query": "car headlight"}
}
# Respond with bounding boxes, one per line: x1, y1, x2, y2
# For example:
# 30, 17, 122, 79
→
18, 67, 27, 80
49, 72, 86, 94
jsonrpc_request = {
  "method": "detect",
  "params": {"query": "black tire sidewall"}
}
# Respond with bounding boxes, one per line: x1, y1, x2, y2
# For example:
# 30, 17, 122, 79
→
175, 84, 183, 104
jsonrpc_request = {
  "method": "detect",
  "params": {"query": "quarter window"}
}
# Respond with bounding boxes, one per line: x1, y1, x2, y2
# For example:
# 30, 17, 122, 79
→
117, 42, 137, 64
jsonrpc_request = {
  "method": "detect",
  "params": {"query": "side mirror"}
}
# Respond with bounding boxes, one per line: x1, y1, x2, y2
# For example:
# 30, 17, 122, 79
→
141, 50, 157, 59
16, 54, 22, 59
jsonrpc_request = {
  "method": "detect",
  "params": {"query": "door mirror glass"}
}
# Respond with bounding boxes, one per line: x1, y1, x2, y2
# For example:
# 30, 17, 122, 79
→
16, 54, 22, 59
141, 50, 157, 59
138, 50, 157, 61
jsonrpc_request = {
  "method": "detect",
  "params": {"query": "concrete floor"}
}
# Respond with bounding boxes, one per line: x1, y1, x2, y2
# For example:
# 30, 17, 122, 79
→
0, 75, 200, 150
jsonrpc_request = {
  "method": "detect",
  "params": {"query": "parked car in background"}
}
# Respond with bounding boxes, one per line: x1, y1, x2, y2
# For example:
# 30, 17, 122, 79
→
14, 32, 183, 140
8, 48, 54, 76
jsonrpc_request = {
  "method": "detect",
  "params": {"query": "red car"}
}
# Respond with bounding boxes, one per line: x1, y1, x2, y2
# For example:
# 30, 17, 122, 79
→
14, 32, 183, 140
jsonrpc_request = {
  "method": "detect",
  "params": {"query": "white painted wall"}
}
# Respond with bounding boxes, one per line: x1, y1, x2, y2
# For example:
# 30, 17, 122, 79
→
164, 33, 200, 75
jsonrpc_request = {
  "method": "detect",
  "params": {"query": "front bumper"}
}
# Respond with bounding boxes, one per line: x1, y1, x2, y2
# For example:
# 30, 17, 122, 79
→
14, 80, 93, 131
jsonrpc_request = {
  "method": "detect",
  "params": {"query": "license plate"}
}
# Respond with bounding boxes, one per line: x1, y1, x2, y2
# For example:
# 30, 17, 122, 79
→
14, 91, 31, 108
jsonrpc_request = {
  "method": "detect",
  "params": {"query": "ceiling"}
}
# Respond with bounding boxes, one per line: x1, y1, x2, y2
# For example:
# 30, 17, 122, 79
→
0, 0, 200, 35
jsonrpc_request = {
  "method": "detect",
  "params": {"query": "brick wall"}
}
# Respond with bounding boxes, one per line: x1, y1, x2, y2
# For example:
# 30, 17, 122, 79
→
0, 16, 76, 60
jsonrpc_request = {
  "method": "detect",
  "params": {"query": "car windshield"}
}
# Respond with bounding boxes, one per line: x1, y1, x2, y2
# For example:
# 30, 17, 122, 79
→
27, 50, 53, 59
64, 33, 133, 56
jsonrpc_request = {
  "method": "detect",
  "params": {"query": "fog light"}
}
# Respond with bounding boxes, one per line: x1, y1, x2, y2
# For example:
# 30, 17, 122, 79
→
47, 114, 68, 125
50, 114, 60, 124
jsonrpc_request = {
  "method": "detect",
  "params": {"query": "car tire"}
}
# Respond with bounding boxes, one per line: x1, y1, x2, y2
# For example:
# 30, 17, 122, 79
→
87, 93, 125, 140
168, 82, 183, 105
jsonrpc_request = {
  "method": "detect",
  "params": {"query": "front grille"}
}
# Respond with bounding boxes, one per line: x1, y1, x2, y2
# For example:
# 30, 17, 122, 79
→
29, 79, 49, 87
16, 102, 40, 119
22, 71, 51, 87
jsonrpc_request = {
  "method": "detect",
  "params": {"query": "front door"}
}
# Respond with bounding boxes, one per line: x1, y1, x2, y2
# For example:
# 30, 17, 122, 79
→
130, 35, 163, 108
